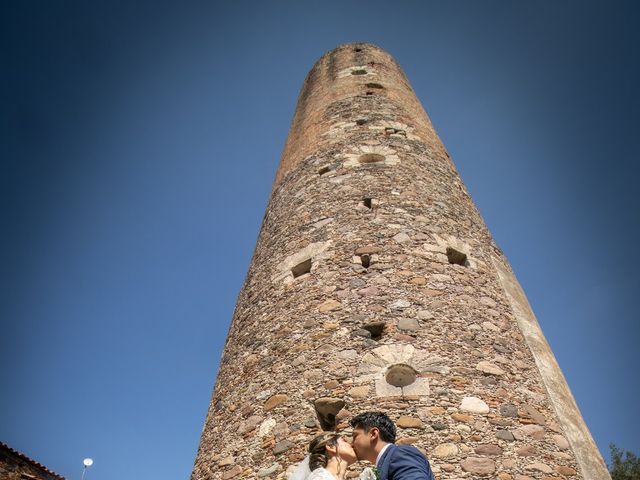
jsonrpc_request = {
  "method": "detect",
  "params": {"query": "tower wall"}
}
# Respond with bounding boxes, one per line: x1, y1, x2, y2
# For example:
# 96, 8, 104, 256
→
192, 43, 609, 480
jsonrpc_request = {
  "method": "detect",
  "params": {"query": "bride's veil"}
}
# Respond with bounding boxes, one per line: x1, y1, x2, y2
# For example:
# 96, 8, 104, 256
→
289, 454, 311, 480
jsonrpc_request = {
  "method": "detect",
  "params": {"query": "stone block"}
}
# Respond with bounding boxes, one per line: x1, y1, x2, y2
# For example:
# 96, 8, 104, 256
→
460, 457, 496, 475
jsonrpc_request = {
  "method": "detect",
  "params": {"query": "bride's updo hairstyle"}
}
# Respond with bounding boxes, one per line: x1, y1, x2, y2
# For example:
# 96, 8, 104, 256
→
308, 433, 340, 471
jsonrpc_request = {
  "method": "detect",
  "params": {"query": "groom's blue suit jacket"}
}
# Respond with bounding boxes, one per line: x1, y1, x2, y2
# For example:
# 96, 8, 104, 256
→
378, 444, 435, 480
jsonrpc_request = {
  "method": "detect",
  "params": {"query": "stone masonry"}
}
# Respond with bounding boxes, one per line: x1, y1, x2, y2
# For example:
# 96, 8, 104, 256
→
191, 43, 610, 480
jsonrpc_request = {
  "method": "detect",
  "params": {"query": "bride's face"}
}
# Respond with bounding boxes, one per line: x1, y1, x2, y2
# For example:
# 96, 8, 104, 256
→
333, 437, 358, 464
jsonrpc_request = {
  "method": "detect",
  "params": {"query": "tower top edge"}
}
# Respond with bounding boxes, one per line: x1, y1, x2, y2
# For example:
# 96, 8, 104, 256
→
309, 42, 395, 67
327, 42, 388, 53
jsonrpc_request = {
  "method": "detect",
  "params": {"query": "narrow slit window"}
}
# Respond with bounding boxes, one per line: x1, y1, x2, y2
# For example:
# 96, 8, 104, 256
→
366, 83, 384, 89
363, 198, 373, 209
363, 321, 385, 339
291, 258, 312, 278
359, 254, 371, 268
318, 166, 330, 175
358, 153, 385, 164
351, 69, 367, 76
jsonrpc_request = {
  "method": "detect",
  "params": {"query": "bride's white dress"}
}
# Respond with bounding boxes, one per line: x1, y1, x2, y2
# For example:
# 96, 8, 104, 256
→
307, 467, 337, 480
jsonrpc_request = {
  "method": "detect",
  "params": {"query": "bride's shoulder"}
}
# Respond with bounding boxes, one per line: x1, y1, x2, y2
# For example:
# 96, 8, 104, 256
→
307, 467, 334, 479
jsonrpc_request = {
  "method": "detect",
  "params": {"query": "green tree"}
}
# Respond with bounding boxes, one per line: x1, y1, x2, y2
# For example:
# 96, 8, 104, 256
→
610, 444, 640, 480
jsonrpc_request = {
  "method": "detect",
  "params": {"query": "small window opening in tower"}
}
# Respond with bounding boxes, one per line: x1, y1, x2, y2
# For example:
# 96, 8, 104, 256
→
385, 127, 407, 137
366, 83, 384, 89
355, 118, 368, 126
351, 69, 367, 76
363, 197, 373, 209
354, 48, 362, 52
385, 364, 417, 388
446, 247, 469, 267
291, 258, 312, 278
318, 165, 330, 175
358, 254, 371, 269
314, 397, 345, 431
363, 321, 385, 339
358, 153, 385, 164
366, 91, 374, 96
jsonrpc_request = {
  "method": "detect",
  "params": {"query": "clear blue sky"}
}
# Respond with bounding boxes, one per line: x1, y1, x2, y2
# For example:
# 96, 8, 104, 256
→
1, 1, 638, 479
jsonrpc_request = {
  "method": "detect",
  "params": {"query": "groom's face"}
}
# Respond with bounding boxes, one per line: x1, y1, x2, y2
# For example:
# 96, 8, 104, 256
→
351, 426, 377, 463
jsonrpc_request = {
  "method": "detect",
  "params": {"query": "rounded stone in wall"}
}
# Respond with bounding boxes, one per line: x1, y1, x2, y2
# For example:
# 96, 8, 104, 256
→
385, 364, 417, 388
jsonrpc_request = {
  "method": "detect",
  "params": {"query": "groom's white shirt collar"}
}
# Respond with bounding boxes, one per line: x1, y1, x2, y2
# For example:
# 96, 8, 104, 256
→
375, 444, 391, 467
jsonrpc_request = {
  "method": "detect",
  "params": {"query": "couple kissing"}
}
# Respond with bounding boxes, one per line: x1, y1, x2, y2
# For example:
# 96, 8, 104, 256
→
290, 411, 435, 480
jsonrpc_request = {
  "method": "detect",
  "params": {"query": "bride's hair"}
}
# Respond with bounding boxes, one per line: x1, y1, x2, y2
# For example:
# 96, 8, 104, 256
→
308, 433, 340, 471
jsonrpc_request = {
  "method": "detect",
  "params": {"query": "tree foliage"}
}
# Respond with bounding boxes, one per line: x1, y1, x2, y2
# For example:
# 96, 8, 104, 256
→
610, 444, 640, 480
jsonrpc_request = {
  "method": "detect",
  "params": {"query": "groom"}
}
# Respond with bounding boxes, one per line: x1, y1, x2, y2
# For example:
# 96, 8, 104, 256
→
350, 412, 435, 480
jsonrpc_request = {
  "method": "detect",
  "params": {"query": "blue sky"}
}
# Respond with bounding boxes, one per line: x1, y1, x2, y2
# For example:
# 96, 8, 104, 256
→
1, 1, 638, 479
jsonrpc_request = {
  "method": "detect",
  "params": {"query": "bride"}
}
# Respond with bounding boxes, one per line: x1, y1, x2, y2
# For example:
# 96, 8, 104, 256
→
290, 433, 358, 480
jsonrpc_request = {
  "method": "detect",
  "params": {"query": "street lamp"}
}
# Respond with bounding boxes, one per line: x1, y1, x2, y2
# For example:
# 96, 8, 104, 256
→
81, 458, 93, 480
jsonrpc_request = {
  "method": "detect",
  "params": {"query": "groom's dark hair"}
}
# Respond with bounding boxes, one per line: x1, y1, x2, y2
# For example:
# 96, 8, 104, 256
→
350, 411, 396, 443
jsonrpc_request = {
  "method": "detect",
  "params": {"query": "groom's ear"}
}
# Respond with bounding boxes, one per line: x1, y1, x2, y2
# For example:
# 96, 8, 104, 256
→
369, 427, 380, 442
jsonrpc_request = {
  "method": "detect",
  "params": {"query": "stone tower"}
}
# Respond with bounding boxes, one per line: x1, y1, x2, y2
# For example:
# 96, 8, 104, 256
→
191, 44, 609, 480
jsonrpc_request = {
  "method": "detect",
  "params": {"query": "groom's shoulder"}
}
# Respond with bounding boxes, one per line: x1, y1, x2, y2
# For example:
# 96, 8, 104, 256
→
390, 444, 431, 464
394, 444, 426, 457
388, 444, 434, 478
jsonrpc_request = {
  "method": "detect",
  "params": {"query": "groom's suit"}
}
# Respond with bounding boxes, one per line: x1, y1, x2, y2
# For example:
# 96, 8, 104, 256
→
377, 444, 435, 480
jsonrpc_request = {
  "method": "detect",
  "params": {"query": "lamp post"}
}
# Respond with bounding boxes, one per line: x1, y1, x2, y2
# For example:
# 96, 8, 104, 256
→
81, 458, 93, 480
